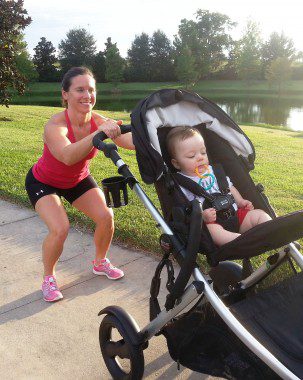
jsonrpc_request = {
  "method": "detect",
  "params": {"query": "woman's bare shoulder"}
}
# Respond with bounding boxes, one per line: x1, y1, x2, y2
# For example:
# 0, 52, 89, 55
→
47, 110, 66, 126
44, 111, 67, 135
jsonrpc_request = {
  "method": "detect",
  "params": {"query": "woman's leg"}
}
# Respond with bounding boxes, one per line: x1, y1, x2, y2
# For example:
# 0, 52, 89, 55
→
239, 209, 272, 233
72, 188, 114, 263
35, 194, 70, 276
207, 223, 240, 247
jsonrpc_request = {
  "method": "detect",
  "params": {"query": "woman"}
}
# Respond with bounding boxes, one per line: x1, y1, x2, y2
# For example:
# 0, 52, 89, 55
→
25, 66, 134, 302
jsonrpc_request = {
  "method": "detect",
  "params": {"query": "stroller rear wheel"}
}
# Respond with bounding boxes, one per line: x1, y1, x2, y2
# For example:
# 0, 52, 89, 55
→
99, 314, 145, 380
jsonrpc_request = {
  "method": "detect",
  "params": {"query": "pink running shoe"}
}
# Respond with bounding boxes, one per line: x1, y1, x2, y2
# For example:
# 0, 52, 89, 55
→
93, 258, 124, 280
42, 275, 63, 302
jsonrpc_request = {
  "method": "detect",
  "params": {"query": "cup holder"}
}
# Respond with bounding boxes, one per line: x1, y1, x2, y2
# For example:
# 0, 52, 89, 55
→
101, 176, 128, 208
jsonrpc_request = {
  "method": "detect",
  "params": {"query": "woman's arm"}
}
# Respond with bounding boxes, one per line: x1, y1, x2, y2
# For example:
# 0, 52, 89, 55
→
93, 112, 135, 150
113, 133, 135, 150
44, 122, 97, 166
44, 113, 122, 166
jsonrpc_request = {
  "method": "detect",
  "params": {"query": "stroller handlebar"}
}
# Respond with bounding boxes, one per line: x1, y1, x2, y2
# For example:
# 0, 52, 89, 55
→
92, 125, 132, 150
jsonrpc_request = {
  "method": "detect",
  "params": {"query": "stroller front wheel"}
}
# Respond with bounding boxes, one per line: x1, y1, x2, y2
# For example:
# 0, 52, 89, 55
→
99, 314, 145, 380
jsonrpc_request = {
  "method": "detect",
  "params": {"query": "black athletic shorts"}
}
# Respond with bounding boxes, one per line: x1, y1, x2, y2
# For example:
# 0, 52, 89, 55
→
25, 168, 99, 208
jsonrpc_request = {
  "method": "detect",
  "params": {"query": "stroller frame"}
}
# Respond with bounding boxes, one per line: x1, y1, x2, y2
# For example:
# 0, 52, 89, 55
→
94, 130, 302, 380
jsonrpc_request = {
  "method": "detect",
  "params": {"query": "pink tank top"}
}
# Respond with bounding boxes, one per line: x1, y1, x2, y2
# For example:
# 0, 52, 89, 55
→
33, 110, 99, 189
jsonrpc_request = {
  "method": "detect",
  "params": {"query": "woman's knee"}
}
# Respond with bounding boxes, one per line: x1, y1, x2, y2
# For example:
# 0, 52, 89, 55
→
49, 220, 70, 241
96, 207, 114, 227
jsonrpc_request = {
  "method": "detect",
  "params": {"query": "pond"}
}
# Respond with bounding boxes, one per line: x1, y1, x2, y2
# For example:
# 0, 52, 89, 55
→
13, 90, 303, 131
97, 96, 303, 131
215, 97, 303, 131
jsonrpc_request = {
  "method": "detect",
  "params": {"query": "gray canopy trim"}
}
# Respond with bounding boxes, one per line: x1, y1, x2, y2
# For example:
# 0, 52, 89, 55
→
145, 100, 253, 158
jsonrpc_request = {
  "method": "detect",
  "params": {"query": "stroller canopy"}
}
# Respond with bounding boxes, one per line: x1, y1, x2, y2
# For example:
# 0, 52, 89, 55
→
131, 89, 255, 184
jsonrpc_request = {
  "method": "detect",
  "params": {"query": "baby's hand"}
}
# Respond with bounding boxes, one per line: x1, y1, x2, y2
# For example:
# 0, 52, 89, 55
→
238, 199, 254, 210
203, 208, 217, 223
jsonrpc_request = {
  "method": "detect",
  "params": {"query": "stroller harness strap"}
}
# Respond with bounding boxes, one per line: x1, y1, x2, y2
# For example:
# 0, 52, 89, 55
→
173, 164, 239, 232
173, 164, 230, 200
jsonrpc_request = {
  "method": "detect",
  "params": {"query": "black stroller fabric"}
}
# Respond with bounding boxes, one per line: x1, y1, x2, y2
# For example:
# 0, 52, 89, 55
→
162, 302, 279, 379
161, 261, 303, 380
215, 210, 303, 261
230, 271, 303, 379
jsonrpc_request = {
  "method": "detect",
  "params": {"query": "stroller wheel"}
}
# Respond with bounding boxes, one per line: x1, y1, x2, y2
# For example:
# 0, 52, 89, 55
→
99, 314, 145, 380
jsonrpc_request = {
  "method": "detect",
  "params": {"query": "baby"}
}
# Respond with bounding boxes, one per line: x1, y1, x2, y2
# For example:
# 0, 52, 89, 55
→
166, 126, 271, 246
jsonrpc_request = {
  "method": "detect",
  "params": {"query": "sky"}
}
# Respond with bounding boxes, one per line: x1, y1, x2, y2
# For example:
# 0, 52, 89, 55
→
23, 0, 303, 58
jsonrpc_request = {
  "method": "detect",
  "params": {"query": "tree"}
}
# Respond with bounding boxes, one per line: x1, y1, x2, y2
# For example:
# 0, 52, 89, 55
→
0, 0, 32, 106
58, 28, 96, 73
236, 20, 262, 82
91, 37, 114, 83
92, 51, 106, 82
261, 32, 296, 77
174, 10, 235, 79
218, 42, 240, 79
265, 57, 292, 95
13, 33, 38, 82
16, 50, 38, 82
104, 37, 114, 54
126, 33, 151, 81
33, 37, 58, 82
150, 30, 176, 81
175, 46, 199, 88
105, 44, 124, 86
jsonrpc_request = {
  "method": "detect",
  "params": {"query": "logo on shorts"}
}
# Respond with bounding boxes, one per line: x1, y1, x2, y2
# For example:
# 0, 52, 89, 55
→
36, 190, 44, 196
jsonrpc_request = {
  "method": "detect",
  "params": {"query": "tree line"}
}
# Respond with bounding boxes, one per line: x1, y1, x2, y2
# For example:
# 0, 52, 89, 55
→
1, 1, 303, 106
30, 15, 303, 86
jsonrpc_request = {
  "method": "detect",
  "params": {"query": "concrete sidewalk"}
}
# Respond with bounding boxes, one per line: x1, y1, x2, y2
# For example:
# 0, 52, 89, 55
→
0, 199, 218, 380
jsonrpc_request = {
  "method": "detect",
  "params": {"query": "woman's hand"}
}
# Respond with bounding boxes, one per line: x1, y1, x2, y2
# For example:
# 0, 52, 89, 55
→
202, 208, 217, 223
98, 118, 122, 139
238, 199, 254, 210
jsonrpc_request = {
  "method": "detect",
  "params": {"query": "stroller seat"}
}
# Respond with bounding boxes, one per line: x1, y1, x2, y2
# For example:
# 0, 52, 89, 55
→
149, 114, 303, 265
129, 89, 303, 296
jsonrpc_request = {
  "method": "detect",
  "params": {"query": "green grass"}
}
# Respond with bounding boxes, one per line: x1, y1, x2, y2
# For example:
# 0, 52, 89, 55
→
1, 105, 303, 264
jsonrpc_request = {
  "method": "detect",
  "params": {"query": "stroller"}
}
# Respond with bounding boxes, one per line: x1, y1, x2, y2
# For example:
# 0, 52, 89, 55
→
93, 89, 303, 380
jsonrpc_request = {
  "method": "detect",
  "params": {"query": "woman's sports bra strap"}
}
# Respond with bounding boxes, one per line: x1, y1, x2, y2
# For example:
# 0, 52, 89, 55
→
64, 109, 75, 142
64, 109, 98, 142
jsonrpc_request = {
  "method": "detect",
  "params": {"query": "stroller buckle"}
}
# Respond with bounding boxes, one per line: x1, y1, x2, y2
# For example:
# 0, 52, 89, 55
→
220, 209, 232, 219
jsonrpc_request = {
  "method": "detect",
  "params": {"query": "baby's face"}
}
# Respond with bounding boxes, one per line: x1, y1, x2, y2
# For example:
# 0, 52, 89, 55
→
171, 133, 209, 176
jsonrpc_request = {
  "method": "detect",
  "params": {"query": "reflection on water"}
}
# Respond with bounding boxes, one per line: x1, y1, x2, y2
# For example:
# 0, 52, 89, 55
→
97, 96, 303, 131
215, 97, 303, 131
96, 98, 140, 113
13, 93, 303, 131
